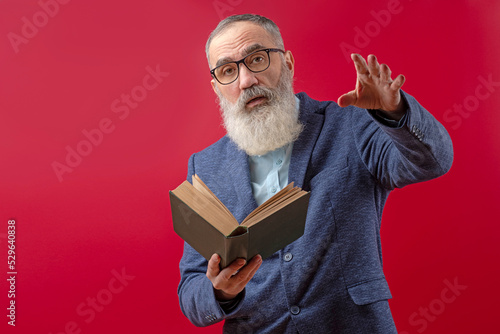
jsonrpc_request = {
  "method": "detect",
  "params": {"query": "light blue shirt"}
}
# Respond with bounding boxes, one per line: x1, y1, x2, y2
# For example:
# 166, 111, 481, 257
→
248, 142, 293, 206
248, 98, 299, 206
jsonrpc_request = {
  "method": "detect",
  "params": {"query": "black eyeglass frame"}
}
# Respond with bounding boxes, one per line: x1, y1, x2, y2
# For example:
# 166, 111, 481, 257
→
210, 48, 285, 85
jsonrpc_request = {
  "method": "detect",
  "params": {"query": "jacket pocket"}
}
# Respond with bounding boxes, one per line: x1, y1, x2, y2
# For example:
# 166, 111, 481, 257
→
347, 277, 392, 305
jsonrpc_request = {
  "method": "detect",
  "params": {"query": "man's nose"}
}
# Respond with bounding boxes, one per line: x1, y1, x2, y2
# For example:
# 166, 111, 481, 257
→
238, 64, 258, 89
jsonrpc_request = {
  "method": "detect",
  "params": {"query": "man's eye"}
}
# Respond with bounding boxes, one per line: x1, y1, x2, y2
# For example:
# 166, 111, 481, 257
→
221, 67, 235, 76
251, 56, 264, 64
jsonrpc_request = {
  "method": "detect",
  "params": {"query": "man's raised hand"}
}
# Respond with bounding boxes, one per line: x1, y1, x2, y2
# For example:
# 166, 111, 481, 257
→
337, 53, 407, 120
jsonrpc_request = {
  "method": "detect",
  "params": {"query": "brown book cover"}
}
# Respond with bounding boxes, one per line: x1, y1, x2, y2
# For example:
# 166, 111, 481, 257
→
169, 175, 310, 268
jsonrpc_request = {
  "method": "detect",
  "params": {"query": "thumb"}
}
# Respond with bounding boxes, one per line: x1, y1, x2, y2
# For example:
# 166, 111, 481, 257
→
207, 253, 221, 279
337, 90, 357, 108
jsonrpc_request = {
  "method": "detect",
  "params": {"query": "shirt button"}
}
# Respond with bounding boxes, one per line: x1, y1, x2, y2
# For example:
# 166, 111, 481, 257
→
271, 187, 277, 194
276, 159, 283, 166
290, 305, 300, 315
284, 253, 293, 262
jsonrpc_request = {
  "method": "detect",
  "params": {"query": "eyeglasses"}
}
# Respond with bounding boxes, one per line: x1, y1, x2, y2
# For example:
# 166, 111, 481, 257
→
210, 48, 285, 85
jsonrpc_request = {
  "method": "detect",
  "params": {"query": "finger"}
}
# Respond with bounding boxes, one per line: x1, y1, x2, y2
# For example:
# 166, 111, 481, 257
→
391, 74, 406, 91
219, 258, 246, 281
245, 255, 263, 279
236, 255, 262, 279
351, 53, 370, 76
367, 54, 380, 77
380, 63, 392, 82
337, 90, 357, 108
206, 253, 221, 280
228, 255, 262, 289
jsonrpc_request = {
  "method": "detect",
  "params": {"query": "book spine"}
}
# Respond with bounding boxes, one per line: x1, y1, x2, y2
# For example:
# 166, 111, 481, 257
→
221, 227, 249, 268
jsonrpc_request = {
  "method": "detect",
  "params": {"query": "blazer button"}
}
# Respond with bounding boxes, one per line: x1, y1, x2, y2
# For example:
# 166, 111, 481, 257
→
290, 305, 300, 315
284, 253, 293, 262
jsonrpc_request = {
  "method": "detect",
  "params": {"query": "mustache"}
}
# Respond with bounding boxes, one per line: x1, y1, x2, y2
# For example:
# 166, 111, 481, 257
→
237, 85, 276, 109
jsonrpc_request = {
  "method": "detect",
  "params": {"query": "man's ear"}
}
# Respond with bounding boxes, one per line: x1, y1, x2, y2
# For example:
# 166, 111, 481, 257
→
211, 79, 217, 94
285, 50, 295, 77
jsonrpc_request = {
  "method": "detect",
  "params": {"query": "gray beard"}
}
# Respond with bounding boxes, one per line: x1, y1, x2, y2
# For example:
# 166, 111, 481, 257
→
216, 64, 303, 156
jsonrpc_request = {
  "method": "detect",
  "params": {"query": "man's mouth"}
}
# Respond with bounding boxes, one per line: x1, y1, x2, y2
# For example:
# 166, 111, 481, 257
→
246, 95, 267, 108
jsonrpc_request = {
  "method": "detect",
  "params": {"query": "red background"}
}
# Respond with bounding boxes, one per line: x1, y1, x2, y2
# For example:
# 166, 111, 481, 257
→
1, 0, 499, 333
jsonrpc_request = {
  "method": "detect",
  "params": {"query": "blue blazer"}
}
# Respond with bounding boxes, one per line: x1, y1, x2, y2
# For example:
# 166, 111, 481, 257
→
177, 92, 453, 333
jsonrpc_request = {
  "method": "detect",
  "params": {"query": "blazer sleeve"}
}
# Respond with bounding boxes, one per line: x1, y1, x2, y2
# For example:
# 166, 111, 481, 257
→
176, 153, 244, 327
351, 91, 454, 190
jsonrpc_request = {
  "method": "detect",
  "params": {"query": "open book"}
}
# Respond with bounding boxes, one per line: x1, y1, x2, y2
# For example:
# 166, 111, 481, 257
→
169, 175, 310, 268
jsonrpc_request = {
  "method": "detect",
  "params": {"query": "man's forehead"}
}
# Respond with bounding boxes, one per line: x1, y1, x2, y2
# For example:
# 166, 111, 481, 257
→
213, 43, 266, 68
209, 22, 275, 66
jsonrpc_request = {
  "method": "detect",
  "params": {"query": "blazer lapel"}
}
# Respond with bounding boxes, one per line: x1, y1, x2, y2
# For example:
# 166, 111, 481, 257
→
289, 93, 324, 189
219, 140, 258, 224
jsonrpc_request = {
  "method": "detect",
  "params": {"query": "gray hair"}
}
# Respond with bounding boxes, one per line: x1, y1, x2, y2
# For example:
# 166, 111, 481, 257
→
205, 14, 285, 67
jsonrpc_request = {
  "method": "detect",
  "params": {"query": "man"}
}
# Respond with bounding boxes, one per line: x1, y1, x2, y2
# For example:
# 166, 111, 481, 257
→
177, 14, 453, 333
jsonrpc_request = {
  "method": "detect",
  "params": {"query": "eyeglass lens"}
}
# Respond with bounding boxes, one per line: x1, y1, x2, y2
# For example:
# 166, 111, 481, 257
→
214, 50, 270, 84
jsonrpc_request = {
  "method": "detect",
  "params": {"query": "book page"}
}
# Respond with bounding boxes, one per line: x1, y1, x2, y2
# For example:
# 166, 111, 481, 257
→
192, 175, 233, 218
172, 181, 238, 235
241, 183, 308, 227
242, 190, 308, 227
242, 183, 294, 223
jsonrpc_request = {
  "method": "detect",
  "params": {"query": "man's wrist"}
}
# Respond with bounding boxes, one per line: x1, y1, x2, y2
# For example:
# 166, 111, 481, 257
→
214, 288, 239, 301
216, 290, 244, 314
376, 92, 409, 121
377, 109, 406, 121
